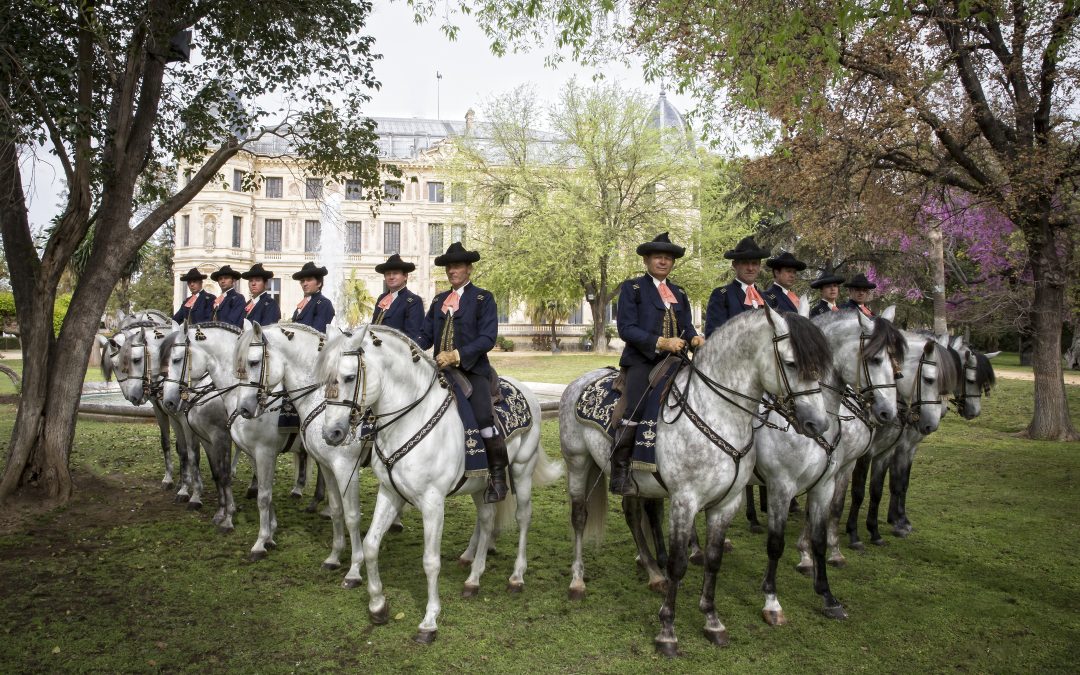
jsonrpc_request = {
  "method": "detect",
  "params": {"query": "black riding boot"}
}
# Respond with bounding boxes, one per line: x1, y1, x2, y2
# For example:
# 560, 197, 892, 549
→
483, 434, 509, 504
608, 425, 637, 496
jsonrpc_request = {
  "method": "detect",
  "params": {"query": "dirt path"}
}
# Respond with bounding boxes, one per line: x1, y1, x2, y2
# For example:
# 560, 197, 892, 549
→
994, 369, 1080, 385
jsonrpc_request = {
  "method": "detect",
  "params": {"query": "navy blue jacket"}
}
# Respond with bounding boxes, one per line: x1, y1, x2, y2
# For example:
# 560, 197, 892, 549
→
705, 280, 763, 337
616, 274, 699, 368
417, 283, 497, 376
763, 283, 799, 314
212, 288, 247, 327
842, 299, 874, 316
809, 299, 836, 318
173, 290, 216, 325
372, 287, 424, 343
245, 293, 281, 326
292, 291, 335, 333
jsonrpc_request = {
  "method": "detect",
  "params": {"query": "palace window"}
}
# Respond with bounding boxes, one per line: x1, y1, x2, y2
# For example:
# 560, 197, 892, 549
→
267, 278, 281, 302
304, 220, 321, 253
306, 177, 323, 200
232, 169, 244, 192
264, 219, 282, 252
181, 214, 190, 246
428, 223, 443, 255
345, 180, 363, 200
451, 183, 466, 203
427, 181, 445, 203
450, 223, 465, 244
346, 221, 362, 253
265, 177, 283, 199
383, 181, 402, 202
383, 222, 401, 254
232, 216, 242, 248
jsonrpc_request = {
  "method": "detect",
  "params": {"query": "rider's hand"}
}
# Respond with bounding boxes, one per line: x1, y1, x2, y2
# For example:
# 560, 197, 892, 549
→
436, 349, 460, 369
690, 335, 705, 349
656, 337, 686, 353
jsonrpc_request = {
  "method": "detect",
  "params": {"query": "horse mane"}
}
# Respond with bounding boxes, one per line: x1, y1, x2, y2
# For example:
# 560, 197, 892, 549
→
369, 325, 438, 369
279, 322, 328, 338
865, 315, 907, 363
929, 342, 960, 394
974, 351, 997, 393
314, 329, 350, 386
946, 346, 964, 396
158, 329, 184, 373
99, 335, 119, 382
118, 330, 146, 374
783, 313, 833, 381
234, 327, 260, 379
120, 310, 171, 329
192, 321, 243, 335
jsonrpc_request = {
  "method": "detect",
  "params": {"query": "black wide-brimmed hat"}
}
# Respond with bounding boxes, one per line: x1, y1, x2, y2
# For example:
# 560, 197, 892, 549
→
766, 251, 807, 271
809, 269, 845, 289
636, 232, 685, 259
844, 272, 877, 290
724, 236, 770, 260
210, 264, 243, 281
375, 253, 416, 274
179, 267, 207, 282
292, 261, 329, 280
240, 263, 274, 280
434, 242, 481, 267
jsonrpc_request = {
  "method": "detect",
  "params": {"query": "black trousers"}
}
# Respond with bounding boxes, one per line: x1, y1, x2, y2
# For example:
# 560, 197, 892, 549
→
621, 361, 658, 423
464, 369, 495, 430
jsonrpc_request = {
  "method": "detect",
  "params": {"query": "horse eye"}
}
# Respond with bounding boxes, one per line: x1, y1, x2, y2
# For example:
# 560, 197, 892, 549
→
784, 361, 796, 369
343, 374, 356, 384
924, 377, 936, 385
172, 356, 182, 364
869, 356, 883, 366
248, 359, 260, 368
132, 356, 141, 363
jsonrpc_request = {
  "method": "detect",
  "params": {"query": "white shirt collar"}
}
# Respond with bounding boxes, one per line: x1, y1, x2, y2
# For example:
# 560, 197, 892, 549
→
773, 283, 790, 294
452, 281, 470, 297
649, 274, 669, 288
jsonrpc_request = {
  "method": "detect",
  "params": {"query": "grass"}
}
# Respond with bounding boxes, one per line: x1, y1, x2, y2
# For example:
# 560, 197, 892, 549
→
0, 358, 104, 396
0, 361, 1078, 672
490, 352, 619, 384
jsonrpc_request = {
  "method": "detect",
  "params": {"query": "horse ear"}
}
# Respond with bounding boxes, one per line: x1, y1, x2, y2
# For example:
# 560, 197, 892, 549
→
170, 320, 181, 332
923, 339, 936, 355
243, 319, 253, 332
880, 305, 896, 322
798, 294, 810, 318
856, 308, 874, 332
95, 334, 109, 349
984, 350, 1001, 360
949, 335, 964, 350
935, 333, 948, 347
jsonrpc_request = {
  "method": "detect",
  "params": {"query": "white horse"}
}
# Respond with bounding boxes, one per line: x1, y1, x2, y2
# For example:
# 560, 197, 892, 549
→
316, 324, 562, 644
874, 334, 998, 539
749, 307, 904, 625
232, 322, 371, 588
97, 311, 185, 493
158, 323, 307, 557
559, 305, 832, 655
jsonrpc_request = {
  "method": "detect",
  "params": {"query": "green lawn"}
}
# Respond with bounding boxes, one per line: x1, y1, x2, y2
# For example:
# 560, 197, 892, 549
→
0, 358, 105, 396
490, 352, 620, 384
0, 364, 1077, 672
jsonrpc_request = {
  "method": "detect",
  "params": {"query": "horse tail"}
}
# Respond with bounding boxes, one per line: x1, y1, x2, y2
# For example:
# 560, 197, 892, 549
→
583, 463, 608, 547
531, 444, 565, 488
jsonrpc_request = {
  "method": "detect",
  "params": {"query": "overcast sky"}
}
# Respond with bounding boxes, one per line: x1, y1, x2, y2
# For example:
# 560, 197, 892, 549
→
22, 2, 698, 232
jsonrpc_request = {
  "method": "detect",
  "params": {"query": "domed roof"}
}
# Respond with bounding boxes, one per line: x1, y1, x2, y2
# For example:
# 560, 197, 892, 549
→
651, 89, 689, 132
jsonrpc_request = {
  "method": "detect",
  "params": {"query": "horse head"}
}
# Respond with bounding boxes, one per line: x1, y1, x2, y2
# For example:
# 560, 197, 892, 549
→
896, 337, 956, 435
946, 334, 998, 420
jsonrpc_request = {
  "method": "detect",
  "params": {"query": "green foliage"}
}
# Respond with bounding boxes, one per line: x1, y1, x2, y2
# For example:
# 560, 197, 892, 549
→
52, 294, 71, 336
128, 223, 177, 315
0, 292, 13, 321
495, 335, 516, 351
340, 270, 376, 329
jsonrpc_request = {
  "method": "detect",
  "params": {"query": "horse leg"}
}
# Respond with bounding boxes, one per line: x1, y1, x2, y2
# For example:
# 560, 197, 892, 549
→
188, 438, 205, 509
845, 454, 870, 550
865, 451, 890, 546
644, 498, 670, 569
307, 465, 326, 514
655, 495, 695, 657
364, 487, 405, 627
699, 501, 736, 648
745, 486, 764, 534
249, 444, 277, 561
507, 458, 536, 593
567, 456, 603, 601
173, 423, 192, 502
317, 458, 347, 571
827, 470, 852, 566
153, 405, 174, 490
889, 441, 916, 536
807, 478, 846, 618
414, 493, 447, 644
216, 439, 236, 532
761, 485, 792, 626
291, 447, 308, 499
327, 458, 364, 589
624, 497, 667, 594
463, 495, 496, 597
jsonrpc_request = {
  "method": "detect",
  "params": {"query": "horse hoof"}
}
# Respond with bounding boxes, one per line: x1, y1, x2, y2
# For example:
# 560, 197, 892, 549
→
249, 550, 268, 562
749, 523, 765, 534
413, 630, 437, 645
647, 578, 668, 594
823, 605, 848, 620
174, 493, 190, 504
689, 550, 705, 566
245, 487, 258, 499
568, 587, 586, 602
703, 628, 729, 647
389, 523, 404, 534
507, 581, 524, 594
794, 563, 813, 577
848, 541, 865, 551
461, 584, 480, 599
457, 557, 473, 569
265, 540, 277, 550
369, 604, 390, 625
654, 640, 679, 658
187, 501, 203, 511
289, 491, 303, 500
342, 578, 363, 590
892, 527, 910, 539
723, 538, 734, 553
304, 503, 318, 514
828, 557, 847, 569
218, 525, 234, 535
162, 481, 174, 491
762, 609, 787, 626
870, 537, 887, 547
322, 561, 341, 571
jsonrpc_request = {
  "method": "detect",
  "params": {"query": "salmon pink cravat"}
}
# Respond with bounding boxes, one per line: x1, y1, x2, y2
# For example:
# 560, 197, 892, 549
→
859, 304, 872, 317
786, 290, 800, 309
214, 293, 225, 307
831, 303, 839, 312
184, 294, 197, 308
743, 285, 764, 307
296, 297, 309, 313
245, 300, 255, 314
377, 293, 394, 310
658, 281, 678, 305
441, 291, 460, 314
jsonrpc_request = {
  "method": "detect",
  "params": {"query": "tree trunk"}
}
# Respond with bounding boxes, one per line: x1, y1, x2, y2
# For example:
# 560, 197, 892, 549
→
1021, 220, 1078, 441
928, 221, 948, 337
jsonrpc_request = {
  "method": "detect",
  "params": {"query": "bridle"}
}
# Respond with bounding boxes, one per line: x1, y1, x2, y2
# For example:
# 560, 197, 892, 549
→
949, 349, 981, 418
160, 327, 217, 413
235, 329, 323, 429
111, 330, 163, 404
819, 329, 897, 430
896, 344, 942, 427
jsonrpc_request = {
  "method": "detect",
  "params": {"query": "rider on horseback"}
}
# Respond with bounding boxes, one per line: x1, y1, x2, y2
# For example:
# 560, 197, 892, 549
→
173, 267, 215, 324
809, 267, 845, 317
609, 233, 704, 496
417, 242, 508, 504
372, 253, 425, 344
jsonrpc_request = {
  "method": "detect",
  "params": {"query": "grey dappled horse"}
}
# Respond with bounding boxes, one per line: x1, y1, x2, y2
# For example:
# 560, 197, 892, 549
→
749, 307, 905, 624
560, 305, 832, 655
316, 324, 562, 644
159, 323, 306, 557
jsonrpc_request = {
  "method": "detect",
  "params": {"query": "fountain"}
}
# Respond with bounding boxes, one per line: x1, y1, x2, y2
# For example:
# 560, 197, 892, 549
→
318, 186, 347, 328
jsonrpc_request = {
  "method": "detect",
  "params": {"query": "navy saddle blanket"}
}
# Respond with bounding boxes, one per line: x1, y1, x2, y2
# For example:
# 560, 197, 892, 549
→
450, 378, 533, 477
574, 368, 676, 472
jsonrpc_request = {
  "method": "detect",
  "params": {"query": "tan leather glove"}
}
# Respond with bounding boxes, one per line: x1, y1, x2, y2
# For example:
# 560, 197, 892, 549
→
690, 335, 705, 349
436, 349, 461, 369
656, 337, 686, 353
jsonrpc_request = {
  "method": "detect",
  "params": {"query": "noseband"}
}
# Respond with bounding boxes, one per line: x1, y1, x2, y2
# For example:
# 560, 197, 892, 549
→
948, 351, 980, 417
897, 348, 942, 426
